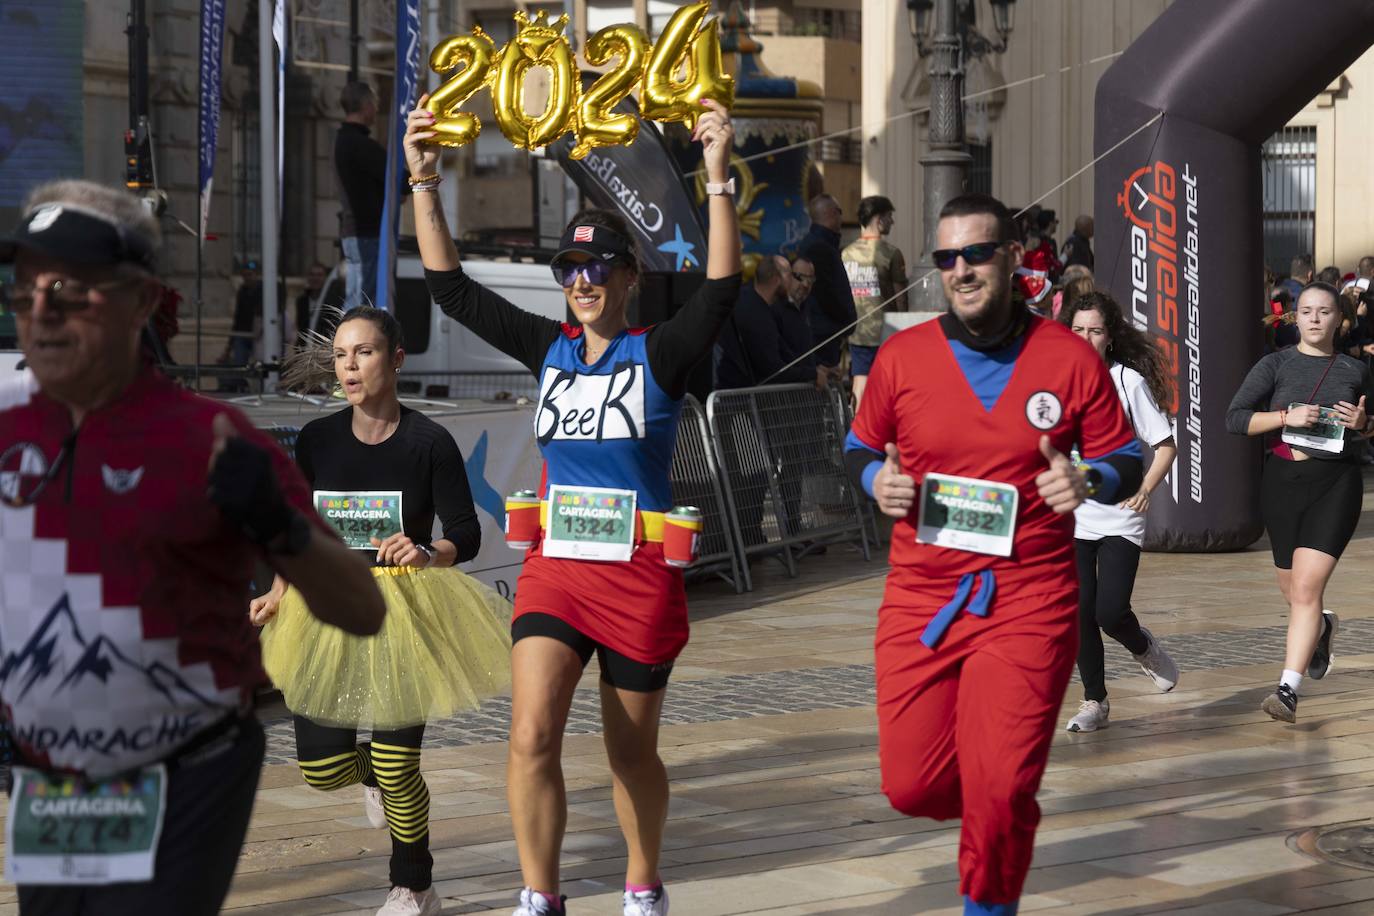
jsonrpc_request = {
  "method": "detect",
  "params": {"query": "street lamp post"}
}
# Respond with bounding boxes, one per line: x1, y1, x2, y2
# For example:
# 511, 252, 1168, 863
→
907, 0, 1016, 311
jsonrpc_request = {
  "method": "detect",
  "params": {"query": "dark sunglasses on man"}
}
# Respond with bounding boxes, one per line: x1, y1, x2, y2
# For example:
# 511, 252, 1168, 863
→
931, 241, 1004, 271
3, 276, 142, 315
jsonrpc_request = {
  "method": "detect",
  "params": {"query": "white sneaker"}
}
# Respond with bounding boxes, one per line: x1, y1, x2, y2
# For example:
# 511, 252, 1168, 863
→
376, 885, 441, 916
363, 785, 387, 828
1133, 626, 1179, 692
1066, 698, 1109, 733
513, 888, 566, 915
623, 886, 669, 916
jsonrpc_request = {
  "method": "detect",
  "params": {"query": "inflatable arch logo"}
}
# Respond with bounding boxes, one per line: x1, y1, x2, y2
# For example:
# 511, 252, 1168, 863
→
1116, 159, 1203, 505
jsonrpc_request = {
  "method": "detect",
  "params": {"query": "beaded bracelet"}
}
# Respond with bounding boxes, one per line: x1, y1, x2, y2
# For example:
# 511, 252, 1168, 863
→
410, 177, 442, 192
1279, 408, 1288, 427
408, 173, 440, 186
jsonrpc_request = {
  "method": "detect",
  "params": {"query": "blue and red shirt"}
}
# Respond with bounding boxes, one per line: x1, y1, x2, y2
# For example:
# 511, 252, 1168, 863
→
849, 313, 1138, 601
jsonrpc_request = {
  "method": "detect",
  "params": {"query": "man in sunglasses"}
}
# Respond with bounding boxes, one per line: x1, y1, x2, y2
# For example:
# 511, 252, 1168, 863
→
843, 193, 1142, 916
0, 180, 384, 916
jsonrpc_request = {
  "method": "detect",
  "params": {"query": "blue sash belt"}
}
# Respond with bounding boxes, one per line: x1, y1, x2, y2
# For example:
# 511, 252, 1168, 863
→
920, 570, 996, 649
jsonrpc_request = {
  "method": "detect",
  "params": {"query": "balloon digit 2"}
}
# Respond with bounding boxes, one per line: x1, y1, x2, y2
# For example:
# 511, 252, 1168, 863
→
571, 23, 650, 160
427, 28, 497, 148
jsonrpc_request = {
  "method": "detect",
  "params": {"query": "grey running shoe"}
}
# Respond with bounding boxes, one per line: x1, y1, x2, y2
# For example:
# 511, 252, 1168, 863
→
1261, 684, 1298, 723
1133, 626, 1179, 693
513, 888, 566, 916
623, 886, 669, 916
1307, 610, 1339, 680
1066, 698, 1110, 732
363, 784, 387, 828
376, 886, 440, 916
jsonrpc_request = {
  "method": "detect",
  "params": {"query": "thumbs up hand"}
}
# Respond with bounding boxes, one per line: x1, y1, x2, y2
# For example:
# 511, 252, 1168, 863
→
1035, 435, 1089, 515
874, 442, 917, 519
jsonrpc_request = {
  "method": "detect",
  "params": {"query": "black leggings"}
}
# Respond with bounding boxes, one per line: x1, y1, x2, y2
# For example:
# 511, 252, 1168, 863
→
1076, 537, 1150, 702
293, 716, 431, 891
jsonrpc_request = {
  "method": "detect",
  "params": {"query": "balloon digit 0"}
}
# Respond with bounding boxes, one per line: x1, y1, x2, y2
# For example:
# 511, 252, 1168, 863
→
492, 11, 578, 151
571, 24, 650, 160
427, 28, 497, 148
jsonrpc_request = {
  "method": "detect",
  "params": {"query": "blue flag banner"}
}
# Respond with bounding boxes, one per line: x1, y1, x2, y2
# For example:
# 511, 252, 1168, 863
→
197, 0, 227, 243
376, 0, 422, 312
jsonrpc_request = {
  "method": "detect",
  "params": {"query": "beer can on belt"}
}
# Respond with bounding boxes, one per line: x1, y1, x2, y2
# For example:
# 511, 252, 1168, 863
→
505, 490, 540, 549
663, 505, 703, 568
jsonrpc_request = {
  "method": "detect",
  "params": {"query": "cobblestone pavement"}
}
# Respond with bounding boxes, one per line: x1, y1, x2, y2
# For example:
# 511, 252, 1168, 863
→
262, 614, 1374, 764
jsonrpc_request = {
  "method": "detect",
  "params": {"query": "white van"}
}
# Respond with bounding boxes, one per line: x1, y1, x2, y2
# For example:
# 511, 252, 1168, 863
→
391, 254, 565, 399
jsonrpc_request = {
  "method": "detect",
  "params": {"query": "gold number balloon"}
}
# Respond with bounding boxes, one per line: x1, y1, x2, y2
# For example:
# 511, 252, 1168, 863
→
427, 28, 497, 148
570, 24, 650, 160
640, 2, 735, 129
492, 11, 579, 151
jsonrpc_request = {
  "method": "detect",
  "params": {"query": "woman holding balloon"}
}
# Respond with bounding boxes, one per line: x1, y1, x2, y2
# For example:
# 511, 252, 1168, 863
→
405, 69, 739, 916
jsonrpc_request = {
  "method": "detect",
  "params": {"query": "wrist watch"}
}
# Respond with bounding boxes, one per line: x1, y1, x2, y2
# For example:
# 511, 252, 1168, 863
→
415, 543, 436, 567
1083, 466, 1103, 498
705, 177, 736, 197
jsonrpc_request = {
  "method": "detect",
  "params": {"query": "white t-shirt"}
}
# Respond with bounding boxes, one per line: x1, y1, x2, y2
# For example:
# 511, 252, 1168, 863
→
1074, 363, 1174, 545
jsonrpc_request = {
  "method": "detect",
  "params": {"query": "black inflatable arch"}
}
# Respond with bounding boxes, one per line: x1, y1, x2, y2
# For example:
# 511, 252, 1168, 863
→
1093, 0, 1374, 551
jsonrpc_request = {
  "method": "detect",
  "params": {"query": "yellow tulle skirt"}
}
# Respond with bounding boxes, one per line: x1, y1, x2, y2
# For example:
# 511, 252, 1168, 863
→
260, 565, 513, 729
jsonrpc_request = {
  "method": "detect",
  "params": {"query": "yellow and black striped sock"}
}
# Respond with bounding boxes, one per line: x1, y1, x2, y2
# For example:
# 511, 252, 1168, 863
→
371, 742, 432, 889
298, 743, 372, 791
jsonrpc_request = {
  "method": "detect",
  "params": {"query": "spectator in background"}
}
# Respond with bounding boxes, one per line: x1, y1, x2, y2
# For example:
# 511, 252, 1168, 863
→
225, 258, 262, 369
1037, 210, 1061, 255
1052, 264, 1095, 319
1279, 253, 1315, 301
1267, 286, 1300, 351
778, 256, 819, 376
1061, 214, 1095, 271
293, 262, 327, 345
292, 261, 346, 346
1317, 265, 1344, 287
336, 82, 387, 309
843, 196, 909, 408
799, 194, 857, 376
716, 255, 820, 389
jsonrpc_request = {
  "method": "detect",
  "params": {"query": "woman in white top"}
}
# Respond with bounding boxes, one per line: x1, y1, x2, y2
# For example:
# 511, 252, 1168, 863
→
1061, 291, 1181, 733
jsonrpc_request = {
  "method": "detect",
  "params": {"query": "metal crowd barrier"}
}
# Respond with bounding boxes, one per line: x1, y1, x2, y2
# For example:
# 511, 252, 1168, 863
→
706, 383, 872, 579
670, 395, 750, 593
261, 425, 301, 463
397, 370, 539, 402
826, 383, 884, 550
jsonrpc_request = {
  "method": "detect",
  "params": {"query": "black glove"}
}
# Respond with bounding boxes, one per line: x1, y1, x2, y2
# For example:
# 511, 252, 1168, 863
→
207, 436, 293, 547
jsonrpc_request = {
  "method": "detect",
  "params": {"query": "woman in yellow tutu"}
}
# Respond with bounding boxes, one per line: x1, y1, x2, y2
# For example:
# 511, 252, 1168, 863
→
249, 305, 511, 916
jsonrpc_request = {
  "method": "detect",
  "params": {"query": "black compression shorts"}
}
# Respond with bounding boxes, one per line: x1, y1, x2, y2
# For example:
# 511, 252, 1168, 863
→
1261, 456, 1363, 568
512, 612, 674, 693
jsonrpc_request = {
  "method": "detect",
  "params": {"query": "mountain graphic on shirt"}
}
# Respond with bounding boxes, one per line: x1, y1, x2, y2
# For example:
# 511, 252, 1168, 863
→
0, 592, 219, 709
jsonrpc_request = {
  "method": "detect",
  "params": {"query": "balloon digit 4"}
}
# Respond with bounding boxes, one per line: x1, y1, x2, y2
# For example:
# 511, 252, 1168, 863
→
571, 24, 649, 160
427, 28, 497, 148
639, 1, 734, 130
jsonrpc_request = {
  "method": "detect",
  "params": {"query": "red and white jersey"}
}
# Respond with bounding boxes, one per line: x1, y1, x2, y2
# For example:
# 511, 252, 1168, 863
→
0, 367, 316, 777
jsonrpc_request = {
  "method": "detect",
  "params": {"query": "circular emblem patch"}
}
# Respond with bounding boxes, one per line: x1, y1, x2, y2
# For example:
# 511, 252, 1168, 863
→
1025, 391, 1063, 430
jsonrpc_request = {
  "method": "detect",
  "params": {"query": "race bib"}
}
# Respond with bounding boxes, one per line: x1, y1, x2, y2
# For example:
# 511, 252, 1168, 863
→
917, 473, 1018, 557
1282, 404, 1346, 454
314, 490, 403, 549
5, 764, 167, 885
542, 485, 636, 562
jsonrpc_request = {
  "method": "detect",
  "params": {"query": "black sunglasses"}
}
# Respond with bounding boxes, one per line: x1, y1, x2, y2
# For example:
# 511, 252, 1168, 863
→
932, 242, 1003, 271
551, 259, 621, 288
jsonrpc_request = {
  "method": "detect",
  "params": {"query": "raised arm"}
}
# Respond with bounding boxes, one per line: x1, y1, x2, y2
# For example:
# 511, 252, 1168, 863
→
404, 93, 460, 272
403, 94, 559, 374
698, 99, 741, 281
